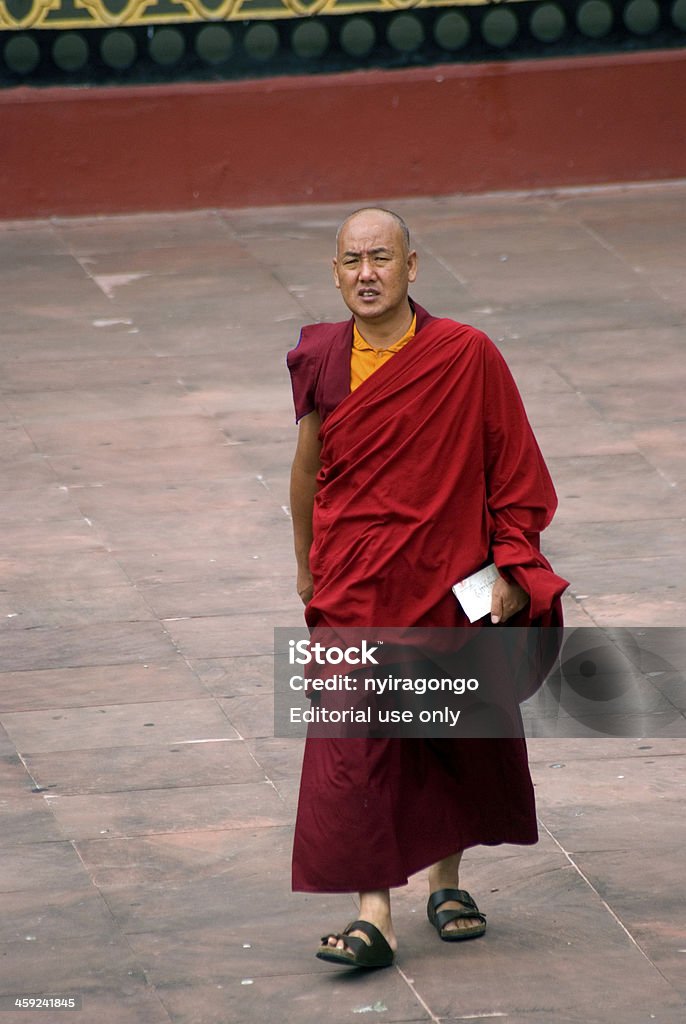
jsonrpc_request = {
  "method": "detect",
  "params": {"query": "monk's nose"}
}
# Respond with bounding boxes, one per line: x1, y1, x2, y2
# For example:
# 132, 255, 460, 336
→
359, 258, 377, 280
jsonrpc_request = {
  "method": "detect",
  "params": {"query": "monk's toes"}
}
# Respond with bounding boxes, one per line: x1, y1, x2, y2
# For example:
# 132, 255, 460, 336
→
444, 916, 480, 932
427, 890, 487, 942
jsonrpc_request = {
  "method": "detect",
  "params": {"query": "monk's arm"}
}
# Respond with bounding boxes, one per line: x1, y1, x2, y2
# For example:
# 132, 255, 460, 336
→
482, 337, 568, 621
290, 411, 322, 605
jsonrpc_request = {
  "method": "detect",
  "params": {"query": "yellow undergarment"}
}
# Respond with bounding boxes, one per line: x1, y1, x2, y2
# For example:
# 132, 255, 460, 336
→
350, 314, 417, 392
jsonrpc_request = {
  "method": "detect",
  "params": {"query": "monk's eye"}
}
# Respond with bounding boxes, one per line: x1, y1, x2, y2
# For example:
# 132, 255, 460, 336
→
374, 255, 391, 264
342, 258, 359, 267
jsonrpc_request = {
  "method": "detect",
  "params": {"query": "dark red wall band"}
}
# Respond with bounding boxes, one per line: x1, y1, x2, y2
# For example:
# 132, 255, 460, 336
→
2, 49, 685, 219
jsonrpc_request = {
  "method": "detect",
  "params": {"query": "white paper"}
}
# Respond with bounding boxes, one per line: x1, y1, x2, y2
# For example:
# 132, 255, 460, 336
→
451, 563, 500, 623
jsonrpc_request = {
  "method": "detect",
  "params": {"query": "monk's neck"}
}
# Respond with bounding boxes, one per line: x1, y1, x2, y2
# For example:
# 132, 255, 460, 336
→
353, 304, 413, 351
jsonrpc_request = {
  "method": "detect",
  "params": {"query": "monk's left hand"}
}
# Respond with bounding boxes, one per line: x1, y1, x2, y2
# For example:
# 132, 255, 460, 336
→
490, 574, 529, 624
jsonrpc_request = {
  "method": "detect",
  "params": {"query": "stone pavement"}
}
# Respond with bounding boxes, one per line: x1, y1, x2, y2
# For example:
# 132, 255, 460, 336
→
0, 184, 685, 1024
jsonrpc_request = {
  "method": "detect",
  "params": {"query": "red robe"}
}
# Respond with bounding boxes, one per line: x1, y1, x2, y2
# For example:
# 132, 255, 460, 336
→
287, 304, 568, 893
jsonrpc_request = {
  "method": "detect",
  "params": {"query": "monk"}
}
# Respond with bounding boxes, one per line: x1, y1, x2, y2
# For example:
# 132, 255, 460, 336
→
287, 208, 568, 969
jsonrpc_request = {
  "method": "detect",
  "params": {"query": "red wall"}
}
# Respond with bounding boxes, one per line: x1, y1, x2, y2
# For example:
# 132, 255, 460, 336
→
1, 49, 685, 218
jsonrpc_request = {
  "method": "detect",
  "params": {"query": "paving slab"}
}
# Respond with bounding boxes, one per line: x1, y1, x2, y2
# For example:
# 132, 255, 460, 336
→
0, 937, 155, 1008
0, 482, 83, 525
22, 413, 229, 455
0, 794, 66, 847
1, 382, 203, 423
74, 823, 295, 891
153, 973, 432, 1024
0, 661, 210, 713
0, 842, 92, 894
0, 621, 175, 673
162, 612, 279, 659
138, 574, 297, 620
0, 184, 684, 1022
1, 698, 239, 754
0, 583, 156, 630
46, 779, 290, 841
187, 654, 275, 699
24, 740, 264, 797
0, 754, 33, 799
547, 453, 682, 524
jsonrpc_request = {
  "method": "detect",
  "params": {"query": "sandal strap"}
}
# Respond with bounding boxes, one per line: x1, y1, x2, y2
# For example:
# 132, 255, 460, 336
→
428, 888, 486, 929
319, 920, 392, 952
335, 932, 369, 957
428, 888, 478, 913
346, 920, 394, 966
343, 919, 390, 947
318, 919, 394, 967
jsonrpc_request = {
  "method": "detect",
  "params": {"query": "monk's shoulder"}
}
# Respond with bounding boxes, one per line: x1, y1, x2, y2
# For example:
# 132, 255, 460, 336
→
287, 319, 350, 368
429, 317, 495, 352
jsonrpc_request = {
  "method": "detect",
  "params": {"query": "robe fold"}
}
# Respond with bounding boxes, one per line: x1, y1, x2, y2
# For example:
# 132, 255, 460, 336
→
287, 304, 569, 893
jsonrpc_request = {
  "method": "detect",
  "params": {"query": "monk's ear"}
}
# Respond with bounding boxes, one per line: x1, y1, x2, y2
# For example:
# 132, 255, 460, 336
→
407, 249, 418, 283
332, 258, 341, 290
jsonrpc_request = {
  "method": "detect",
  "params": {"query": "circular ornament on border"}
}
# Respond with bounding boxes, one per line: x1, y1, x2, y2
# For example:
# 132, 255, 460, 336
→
339, 16, 376, 57
52, 31, 89, 72
434, 11, 471, 50
292, 20, 330, 58
3, 33, 40, 74
387, 12, 424, 51
195, 23, 233, 64
529, 2, 566, 42
148, 26, 185, 65
576, 0, 614, 37
243, 22, 279, 60
481, 7, 519, 47
100, 28, 137, 69
623, 0, 660, 33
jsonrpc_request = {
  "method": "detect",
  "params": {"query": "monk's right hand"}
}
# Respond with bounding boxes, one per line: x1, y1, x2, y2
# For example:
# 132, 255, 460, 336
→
297, 571, 314, 606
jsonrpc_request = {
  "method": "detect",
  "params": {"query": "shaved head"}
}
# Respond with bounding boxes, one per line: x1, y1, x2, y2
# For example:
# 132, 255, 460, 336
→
332, 207, 417, 338
336, 208, 410, 255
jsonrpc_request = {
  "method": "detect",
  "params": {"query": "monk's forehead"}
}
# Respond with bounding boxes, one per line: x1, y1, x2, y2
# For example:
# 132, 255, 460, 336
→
337, 211, 404, 253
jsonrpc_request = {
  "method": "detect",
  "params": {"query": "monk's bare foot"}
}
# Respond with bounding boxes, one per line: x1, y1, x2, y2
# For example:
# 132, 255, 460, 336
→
325, 890, 398, 954
325, 921, 398, 954
428, 894, 483, 935
428, 855, 485, 936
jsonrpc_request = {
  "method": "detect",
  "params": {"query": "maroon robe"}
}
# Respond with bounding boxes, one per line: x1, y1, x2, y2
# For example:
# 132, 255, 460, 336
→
287, 303, 568, 893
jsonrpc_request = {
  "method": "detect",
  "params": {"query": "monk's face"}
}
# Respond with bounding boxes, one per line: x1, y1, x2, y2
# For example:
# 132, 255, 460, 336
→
333, 211, 417, 323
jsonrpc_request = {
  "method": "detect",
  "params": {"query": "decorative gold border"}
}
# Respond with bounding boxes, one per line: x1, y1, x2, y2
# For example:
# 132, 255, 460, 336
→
0, 0, 502, 32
